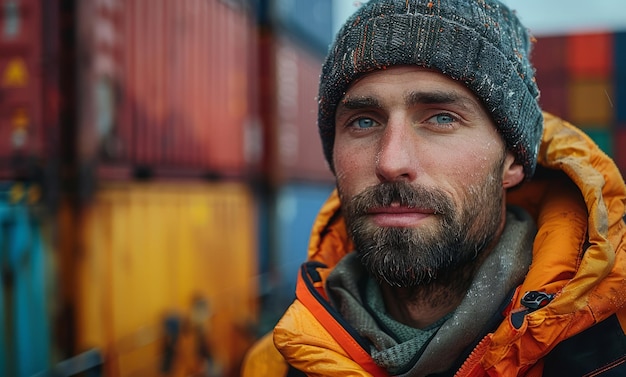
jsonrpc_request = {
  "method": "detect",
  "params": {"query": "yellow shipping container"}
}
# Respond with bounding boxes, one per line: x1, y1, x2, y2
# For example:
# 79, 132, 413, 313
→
568, 78, 614, 127
64, 182, 258, 377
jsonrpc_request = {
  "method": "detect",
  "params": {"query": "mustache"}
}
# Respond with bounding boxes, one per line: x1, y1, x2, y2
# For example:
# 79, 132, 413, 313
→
347, 181, 453, 216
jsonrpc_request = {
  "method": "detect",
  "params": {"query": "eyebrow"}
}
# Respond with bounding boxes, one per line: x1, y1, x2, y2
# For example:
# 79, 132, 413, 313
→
405, 90, 479, 112
334, 96, 383, 123
337, 90, 480, 115
338, 96, 383, 111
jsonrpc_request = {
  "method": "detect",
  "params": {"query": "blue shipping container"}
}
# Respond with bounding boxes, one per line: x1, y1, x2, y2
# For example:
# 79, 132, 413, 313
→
614, 31, 626, 124
274, 0, 334, 55
0, 184, 51, 377
275, 182, 334, 304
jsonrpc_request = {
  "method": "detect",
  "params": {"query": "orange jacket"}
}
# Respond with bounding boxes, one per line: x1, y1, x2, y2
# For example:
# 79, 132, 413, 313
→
241, 113, 626, 376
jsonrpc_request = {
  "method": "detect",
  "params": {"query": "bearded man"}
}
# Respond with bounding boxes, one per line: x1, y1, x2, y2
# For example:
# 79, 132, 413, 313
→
242, 1, 626, 376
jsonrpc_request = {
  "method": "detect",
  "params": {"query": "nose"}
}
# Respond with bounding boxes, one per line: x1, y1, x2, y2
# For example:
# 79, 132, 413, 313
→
375, 119, 418, 182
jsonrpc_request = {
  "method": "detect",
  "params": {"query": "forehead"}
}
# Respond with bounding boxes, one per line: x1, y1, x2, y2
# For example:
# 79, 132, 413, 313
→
344, 66, 478, 99
339, 66, 488, 118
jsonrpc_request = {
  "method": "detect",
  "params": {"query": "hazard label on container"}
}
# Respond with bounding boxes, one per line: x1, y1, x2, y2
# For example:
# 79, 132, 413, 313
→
2, 58, 28, 88
11, 107, 28, 129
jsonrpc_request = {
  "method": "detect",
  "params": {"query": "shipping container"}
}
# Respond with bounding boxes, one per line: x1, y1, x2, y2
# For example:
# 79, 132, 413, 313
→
0, 182, 53, 377
533, 35, 568, 75
254, 181, 334, 335
581, 128, 613, 157
533, 36, 569, 120
614, 29, 626, 124
567, 32, 613, 79
616, 128, 626, 175
255, 0, 334, 185
615, 75, 626, 125
567, 78, 613, 127
275, 35, 334, 183
275, 183, 333, 300
273, 0, 334, 55
75, 0, 259, 181
61, 182, 258, 376
616, 30, 626, 77
536, 77, 569, 121
0, 0, 60, 181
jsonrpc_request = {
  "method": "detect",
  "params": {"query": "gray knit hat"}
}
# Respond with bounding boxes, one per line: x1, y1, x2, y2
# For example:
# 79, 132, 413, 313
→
318, 0, 543, 178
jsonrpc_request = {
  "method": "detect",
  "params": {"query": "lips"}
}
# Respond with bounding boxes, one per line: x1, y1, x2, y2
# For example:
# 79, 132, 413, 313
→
367, 203, 435, 227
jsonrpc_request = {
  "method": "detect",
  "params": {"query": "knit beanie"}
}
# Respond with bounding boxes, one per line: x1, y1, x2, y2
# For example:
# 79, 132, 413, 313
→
318, 0, 543, 178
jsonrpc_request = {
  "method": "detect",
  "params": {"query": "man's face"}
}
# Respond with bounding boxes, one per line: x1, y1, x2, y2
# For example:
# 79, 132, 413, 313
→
333, 66, 522, 288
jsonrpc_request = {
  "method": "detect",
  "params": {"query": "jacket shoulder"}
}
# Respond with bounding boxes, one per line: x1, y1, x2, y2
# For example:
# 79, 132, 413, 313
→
274, 299, 375, 376
241, 332, 289, 377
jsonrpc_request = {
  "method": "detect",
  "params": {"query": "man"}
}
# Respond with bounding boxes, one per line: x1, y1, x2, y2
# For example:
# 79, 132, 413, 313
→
242, 0, 626, 376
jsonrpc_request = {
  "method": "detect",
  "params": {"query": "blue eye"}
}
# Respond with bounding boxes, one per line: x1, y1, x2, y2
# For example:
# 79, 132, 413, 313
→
433, 114, 455, 124
354, 118, 375, 129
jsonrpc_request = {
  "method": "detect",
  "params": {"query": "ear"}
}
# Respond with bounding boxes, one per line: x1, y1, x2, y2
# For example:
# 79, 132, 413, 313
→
502, 152, 525, 189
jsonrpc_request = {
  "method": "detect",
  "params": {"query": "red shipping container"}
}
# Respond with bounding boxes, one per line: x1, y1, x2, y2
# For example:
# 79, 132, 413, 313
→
533, 35, 568, 74
76, 0, 257, 179
0, 0, 53, 179
275, 36, 334, 183
567, 32, 613, 79
536, 76, 569, 121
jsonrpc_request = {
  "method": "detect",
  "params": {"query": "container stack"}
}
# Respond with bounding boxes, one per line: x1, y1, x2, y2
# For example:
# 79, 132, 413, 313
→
253, 0, 336, 334
62, 0, 261, 375
615, 31, 626, 176
2, 0, 263, 376
3, 1, 625, 377
0, 0, 58, 376
533, 30, 626, 175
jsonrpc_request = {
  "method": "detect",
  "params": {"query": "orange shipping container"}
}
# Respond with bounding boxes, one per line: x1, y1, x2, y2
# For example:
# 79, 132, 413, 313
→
65, 182, 258, 376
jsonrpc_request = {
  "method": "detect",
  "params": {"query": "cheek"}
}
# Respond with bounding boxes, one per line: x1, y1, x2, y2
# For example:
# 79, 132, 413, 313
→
334, 135, 364, 168
333, 143, 374, 194
333, 148, 356, 185
427, 146, 505, 201
444, 136, 505, 178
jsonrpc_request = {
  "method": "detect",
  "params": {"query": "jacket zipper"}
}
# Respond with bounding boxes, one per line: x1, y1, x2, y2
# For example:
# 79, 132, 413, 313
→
454, 334, 492, 377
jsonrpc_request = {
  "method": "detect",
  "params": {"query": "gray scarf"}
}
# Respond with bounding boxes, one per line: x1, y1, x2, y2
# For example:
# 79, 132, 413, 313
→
326, 206, 536, 376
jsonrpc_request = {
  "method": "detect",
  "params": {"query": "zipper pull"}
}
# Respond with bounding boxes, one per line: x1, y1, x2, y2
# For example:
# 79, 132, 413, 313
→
520, 291, 555, 311
511, 291, 555, 329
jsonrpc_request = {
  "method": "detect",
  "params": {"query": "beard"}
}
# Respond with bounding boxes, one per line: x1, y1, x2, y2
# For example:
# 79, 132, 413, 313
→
339, 163, 506, 294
